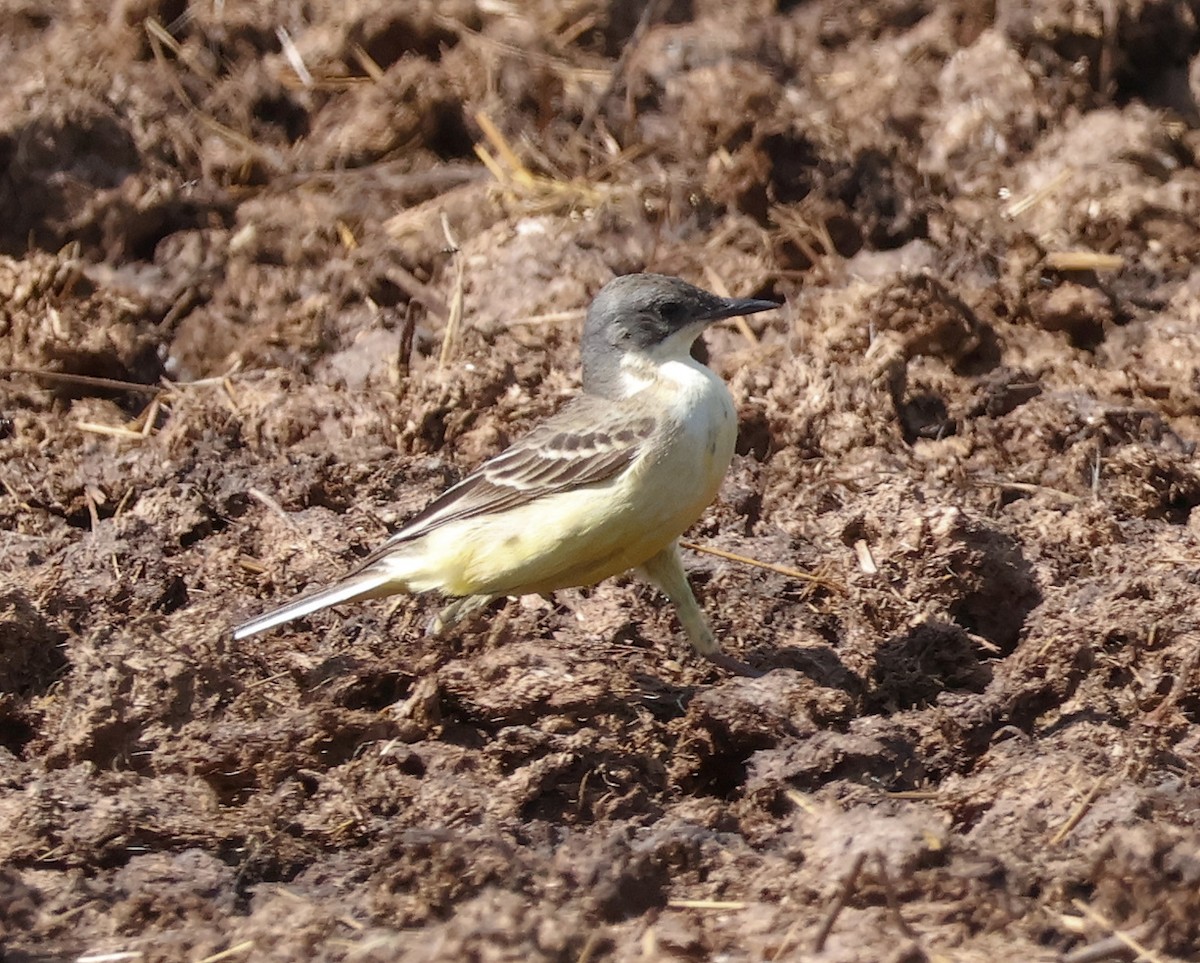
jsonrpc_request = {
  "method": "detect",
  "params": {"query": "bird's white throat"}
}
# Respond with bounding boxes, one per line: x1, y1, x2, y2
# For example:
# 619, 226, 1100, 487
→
616, 344, 720, 401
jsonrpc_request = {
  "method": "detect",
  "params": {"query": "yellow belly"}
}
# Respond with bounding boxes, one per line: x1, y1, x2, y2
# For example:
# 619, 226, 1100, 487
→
393, 368, 737, 598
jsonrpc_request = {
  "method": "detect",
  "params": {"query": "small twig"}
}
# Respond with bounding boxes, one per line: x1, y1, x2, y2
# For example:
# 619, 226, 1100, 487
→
84, 485, 105, 531
875, 854, 916, 941
1050, 776, 1106, 846
113, 485, 137, 519
244, 670, 291, 691
137, 397, 161, 436
396, 301, 417, 382
1148, 633, 1200, 722
768, 913, 806, 961
437, 214, 466, 368
976, 478, 1081, 503
2, 366, 234, 400
384, 264, 449, 319
1, 366, 162, 395
680, 540, 846, 594
812, 852, 867, 952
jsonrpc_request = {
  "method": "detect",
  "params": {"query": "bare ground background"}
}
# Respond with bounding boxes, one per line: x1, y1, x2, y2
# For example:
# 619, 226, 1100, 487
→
2, 0, 1200, 960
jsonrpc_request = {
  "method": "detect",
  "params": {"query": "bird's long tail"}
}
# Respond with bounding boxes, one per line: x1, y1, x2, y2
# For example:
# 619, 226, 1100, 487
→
232, 568, 397, 640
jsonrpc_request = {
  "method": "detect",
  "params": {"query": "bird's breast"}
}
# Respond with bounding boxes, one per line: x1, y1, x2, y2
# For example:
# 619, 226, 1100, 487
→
635, 359, 738, 520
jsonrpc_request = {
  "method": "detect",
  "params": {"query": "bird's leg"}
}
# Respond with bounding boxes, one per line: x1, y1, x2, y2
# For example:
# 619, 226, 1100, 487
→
637, 542, 762, 677
426, 594, 496, 637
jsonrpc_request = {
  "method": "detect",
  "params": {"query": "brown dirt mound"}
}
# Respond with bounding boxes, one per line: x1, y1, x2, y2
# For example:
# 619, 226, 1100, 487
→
3, 1, 1200, 960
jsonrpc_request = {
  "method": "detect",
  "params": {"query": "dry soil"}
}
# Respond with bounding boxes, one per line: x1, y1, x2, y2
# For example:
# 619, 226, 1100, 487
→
2, 1, 1200, 961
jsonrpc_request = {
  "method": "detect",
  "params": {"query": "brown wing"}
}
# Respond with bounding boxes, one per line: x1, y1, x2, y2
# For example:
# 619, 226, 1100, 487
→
363, 397, 657, 560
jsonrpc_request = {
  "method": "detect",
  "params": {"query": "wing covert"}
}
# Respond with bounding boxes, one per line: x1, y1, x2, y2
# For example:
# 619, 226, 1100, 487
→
363, 398, 657, 559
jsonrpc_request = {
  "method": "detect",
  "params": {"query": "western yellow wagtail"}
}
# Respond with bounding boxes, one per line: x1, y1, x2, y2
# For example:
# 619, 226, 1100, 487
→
234, 273, 779, 674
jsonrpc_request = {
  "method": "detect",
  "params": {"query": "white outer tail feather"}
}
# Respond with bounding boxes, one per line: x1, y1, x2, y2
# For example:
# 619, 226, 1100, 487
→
232, 569, 396, 640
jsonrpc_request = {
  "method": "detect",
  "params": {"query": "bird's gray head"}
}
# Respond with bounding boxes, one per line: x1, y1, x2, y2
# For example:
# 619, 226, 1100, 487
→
580, 273, 778, 397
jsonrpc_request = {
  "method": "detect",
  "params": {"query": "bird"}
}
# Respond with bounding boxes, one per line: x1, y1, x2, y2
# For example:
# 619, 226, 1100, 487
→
233, 272, 780, 675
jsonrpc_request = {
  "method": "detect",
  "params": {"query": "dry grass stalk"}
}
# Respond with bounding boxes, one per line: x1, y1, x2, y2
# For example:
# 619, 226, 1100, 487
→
680, 540, 846, 594
1003, 169, 1072, 219
335, 220, 359, 250
351, 43, 386, 82
433, 14, 608, 84
1044, 251, 1125, 272
1, 366, 162, 395
247, 488, 296, 528
768, 912, 806, 962
76, 421, 147, 440
575, 930, 604, 963
783, 789, 819, 815
1070, 900, 1167, 963
978, 477, 1081, 503
275, 27, 313, 87
145, 18, 286, 173
236, 556, 268, 576
507, 308, 587, 327
136, 397, 160, 436
769, 204, 839, 281
1049, 776, 1106, 846
853, 538, 878, 574
666, 899, 748, 911
194, 941, 254, 963
473, 111, 614, 214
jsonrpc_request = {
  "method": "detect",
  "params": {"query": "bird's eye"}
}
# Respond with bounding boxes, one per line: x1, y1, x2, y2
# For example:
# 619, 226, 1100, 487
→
659, 301, 686, 324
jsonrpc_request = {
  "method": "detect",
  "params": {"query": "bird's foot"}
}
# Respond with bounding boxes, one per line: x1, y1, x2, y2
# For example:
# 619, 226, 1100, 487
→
703, 649, 765, 678
426, 595, 494, 637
